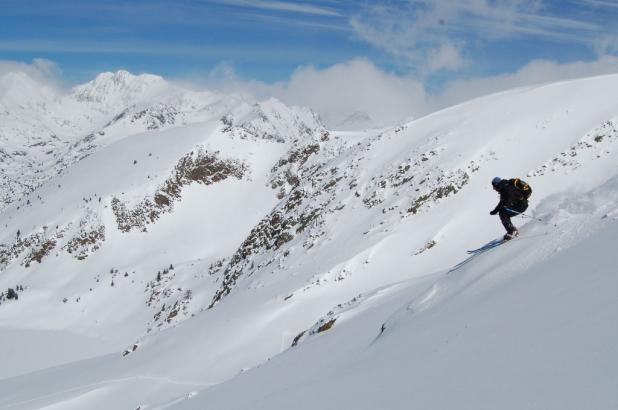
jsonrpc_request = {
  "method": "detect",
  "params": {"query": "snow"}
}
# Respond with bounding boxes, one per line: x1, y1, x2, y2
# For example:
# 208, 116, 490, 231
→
0, 70, 617, 409
0, 327, 117, 380
205, 211, 618, 410
71, 70, 169, 108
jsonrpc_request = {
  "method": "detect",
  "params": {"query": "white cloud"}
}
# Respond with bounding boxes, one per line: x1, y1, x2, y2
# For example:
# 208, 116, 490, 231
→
0, 59, 60, 83
189, 59, 428, 129
434, 55, 618, 108
0, 59, 63, 103
174, 56, 618, 129
266, 56, 618, 127
270, 59, 427, 128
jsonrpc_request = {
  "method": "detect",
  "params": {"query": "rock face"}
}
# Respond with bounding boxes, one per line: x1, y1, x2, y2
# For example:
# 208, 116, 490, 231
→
111, 149, 248, 233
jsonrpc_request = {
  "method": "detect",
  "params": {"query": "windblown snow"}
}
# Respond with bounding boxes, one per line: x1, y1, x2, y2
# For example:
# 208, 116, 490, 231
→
0, 70, 617, 410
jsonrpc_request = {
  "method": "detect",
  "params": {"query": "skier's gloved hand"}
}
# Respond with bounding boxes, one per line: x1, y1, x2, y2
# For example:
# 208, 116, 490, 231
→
489, 209, 498, 215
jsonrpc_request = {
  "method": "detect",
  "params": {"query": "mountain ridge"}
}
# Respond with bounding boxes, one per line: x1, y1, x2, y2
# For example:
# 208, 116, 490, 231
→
0, 70, 617, 409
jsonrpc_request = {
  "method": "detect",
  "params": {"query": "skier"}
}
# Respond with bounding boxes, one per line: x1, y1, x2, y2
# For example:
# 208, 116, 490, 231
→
490, 177, 532, 240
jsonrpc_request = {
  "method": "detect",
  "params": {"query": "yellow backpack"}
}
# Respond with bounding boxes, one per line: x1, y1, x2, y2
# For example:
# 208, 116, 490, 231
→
511, 178, 532, 200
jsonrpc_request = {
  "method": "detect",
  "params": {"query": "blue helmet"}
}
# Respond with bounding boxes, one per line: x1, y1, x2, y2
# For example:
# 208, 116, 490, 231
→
491, 177, 502, 187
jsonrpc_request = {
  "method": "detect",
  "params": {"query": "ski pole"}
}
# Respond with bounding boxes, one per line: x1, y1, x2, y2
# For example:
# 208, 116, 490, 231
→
504, 207, 545, 223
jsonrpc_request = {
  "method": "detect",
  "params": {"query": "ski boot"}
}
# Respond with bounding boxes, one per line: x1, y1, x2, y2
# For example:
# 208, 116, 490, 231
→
503, 230, 519, 241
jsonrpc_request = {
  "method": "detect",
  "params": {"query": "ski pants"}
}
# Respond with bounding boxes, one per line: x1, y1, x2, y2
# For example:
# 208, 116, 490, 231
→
498, 201, 528, 234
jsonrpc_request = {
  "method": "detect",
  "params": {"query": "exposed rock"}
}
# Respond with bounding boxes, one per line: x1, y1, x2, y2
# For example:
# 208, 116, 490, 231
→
64, 225, 105, 260
113, 148, 247, 232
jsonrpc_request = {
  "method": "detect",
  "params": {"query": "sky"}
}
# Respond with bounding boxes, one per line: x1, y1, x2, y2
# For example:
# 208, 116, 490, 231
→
1, 0, 618, 127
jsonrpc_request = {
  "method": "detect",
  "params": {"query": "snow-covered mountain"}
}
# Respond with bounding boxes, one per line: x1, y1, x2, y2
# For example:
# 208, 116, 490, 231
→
0, 70, 617, 409
0, 70, 274, 209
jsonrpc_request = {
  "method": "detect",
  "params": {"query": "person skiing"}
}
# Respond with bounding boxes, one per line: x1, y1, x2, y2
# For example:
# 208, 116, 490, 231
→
490, 177, 532, 240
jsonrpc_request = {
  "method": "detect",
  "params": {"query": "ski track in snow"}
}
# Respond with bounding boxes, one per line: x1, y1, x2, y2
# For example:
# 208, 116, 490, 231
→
2, 375, 208, 409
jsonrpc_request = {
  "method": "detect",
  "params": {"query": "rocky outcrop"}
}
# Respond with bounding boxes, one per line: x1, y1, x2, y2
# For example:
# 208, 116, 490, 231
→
112, 148, 247, 232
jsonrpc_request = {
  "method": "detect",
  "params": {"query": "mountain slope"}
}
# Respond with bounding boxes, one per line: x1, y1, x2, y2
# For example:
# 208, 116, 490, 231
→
0, 70, 328, 376
0, 70, 263, 209
175, 179, 618, 410
0, 72, 617, 409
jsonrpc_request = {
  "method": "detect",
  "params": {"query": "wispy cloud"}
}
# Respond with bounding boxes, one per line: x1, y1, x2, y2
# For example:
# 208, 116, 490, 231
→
0, 39, 349, 64
225, 9, 349, 31
208, 0, 341, 16
0, 0, 345, 30
578, 0, 618, 8
0, 40, 212, 55
349, 0, 617, 74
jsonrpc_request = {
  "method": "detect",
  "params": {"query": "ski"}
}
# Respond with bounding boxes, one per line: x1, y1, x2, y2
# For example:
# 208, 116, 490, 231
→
466, 233, 532, 254
467, 238, 506, 254
466, 242, 504, 254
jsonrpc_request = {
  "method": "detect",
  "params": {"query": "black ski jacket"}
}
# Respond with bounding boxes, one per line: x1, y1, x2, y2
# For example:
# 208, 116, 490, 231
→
492, 179, 528, 213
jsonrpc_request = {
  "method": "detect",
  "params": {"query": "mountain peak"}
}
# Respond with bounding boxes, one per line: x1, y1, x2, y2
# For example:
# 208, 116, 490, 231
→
70, 70, 169, 107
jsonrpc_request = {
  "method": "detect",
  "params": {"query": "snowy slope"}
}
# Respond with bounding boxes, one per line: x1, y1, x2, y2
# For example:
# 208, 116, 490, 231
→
1, 72, 618, 409
174, 180, 618, 410
0, 69, 327, 375
0, 70, 264, 209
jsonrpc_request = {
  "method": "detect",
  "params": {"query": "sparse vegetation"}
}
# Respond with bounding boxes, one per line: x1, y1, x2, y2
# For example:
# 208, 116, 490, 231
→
64, 225, 105, 260
112, 148, 247, 232
24, 238, 57, 267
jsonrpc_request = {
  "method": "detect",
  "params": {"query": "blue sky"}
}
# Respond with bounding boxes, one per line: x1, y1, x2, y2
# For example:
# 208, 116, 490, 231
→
1, 0, 617, 87
2, 0, 618, 127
